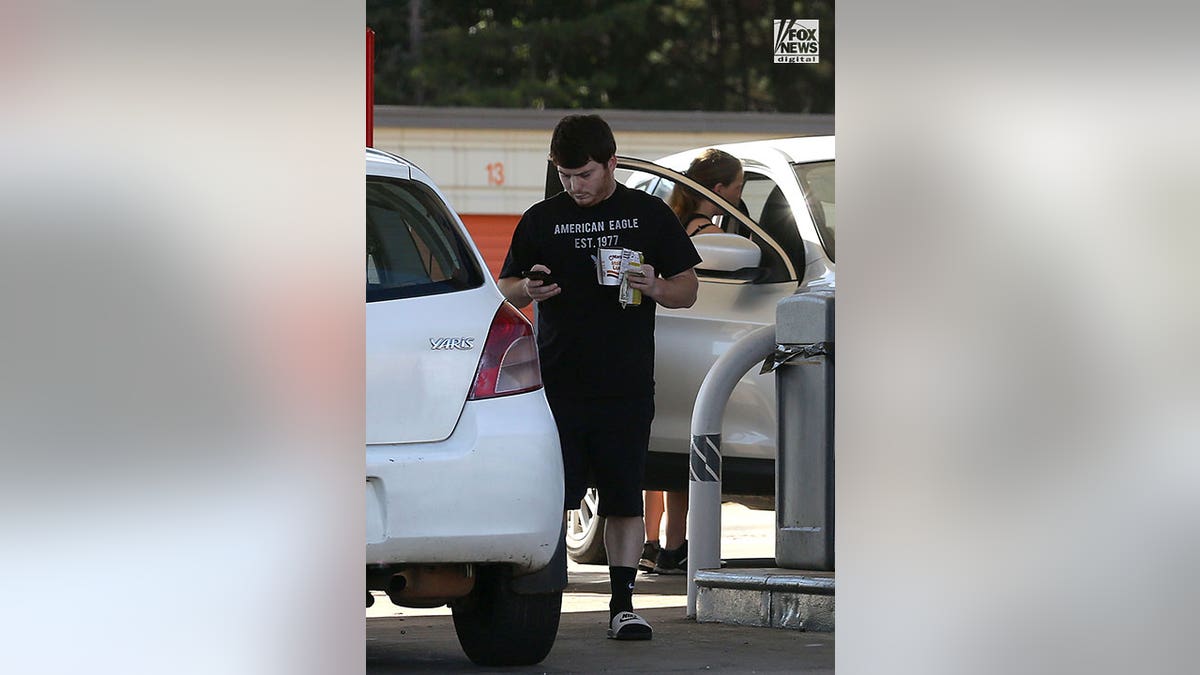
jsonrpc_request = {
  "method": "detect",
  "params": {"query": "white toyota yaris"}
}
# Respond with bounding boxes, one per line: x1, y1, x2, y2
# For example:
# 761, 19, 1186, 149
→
366, 148, 565, 666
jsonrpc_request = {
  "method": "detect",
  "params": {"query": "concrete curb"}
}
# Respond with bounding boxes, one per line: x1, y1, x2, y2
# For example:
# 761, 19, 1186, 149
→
695, 567, 835, 632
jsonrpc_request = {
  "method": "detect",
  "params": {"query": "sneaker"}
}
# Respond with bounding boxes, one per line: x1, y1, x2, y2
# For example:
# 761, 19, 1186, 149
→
653, 540, 688, 575
638, 541, 661, 572
607, 610, 653, 640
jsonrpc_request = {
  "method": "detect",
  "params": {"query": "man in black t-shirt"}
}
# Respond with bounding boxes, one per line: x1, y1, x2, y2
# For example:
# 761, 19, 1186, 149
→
499, 115, 701, 641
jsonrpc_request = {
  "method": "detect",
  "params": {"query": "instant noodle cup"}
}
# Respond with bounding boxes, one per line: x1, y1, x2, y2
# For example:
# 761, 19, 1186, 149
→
596, 247, 623, 286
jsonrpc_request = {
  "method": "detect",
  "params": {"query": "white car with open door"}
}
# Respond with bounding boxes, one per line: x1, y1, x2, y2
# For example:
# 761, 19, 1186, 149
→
366, 148, 566, 666
564, 136, 836, 563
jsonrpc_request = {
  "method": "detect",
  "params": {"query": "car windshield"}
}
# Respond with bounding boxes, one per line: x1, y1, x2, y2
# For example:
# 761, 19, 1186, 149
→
366, 177, 484, 302
794, 161, 835, 262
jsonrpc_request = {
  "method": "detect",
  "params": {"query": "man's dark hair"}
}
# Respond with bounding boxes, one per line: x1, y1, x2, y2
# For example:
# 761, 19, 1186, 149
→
549, 114, 616, 169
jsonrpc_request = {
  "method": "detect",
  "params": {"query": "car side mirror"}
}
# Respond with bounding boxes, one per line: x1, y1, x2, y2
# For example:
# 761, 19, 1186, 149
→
692, 233, 762, 279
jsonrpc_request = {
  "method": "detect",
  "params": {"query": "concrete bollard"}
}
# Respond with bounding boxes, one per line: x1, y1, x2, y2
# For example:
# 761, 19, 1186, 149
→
686, 324, 777, 617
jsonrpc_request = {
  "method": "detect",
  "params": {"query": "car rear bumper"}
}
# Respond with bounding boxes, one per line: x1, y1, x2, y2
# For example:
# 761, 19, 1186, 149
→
366, 391, 564, 574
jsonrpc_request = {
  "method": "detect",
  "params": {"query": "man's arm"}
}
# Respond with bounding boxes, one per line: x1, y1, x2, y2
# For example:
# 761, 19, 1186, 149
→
631, 266, 698, 309
498, 276, 532, 308
498, 264, 560, 308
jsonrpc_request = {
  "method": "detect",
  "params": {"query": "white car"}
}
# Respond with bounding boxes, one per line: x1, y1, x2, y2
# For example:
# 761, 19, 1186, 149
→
366, 148, 566, 666
565, 136, 835, 562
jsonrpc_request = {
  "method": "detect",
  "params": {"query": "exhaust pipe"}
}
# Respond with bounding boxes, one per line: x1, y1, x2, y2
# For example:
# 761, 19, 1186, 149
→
386, 564, 475, 607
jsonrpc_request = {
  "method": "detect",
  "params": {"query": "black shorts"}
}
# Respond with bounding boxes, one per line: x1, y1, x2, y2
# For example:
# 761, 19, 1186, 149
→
548, 396, 654, 518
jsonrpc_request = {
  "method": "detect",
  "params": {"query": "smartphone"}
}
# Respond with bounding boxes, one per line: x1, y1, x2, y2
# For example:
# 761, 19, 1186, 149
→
521, 269, 555, 284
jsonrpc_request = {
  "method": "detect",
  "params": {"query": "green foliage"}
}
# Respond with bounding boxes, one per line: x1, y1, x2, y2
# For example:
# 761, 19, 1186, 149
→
367, 0, 833, 113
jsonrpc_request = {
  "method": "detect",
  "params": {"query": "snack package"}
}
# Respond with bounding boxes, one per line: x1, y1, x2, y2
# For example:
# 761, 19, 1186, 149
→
618, 249, 644, 308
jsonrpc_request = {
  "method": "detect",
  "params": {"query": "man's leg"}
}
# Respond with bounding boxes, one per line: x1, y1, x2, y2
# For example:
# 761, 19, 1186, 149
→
593, 397, 655, 639
604, 514, 652, 639
605, 515, 646, 571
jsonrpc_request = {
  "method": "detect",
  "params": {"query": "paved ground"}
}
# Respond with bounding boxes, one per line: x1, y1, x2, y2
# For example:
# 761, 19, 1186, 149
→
366, 605, 834, 673
366, 503, 835, 673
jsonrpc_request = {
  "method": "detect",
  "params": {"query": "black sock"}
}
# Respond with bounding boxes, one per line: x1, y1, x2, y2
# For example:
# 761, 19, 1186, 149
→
609, 566, 636, 619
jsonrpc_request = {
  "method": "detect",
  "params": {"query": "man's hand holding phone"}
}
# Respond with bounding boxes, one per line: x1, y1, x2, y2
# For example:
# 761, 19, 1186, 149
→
521, 269, 554, 284
521, 266, 560, 302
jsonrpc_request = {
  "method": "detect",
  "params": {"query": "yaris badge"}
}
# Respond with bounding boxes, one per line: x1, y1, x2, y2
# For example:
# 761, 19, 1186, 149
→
430, 337, 475, 350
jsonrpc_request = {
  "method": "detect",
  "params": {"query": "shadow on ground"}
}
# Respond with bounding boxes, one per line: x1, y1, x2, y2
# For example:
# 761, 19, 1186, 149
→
367, 605, 833, 674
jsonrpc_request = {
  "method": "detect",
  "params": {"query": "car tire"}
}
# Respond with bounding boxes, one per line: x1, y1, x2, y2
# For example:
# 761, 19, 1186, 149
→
451, 565, 562, 666
565, 488, 607, 564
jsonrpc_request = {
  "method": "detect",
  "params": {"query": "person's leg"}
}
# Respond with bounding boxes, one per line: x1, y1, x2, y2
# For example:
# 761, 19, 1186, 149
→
592, 397, 654, 639
605, 514, 647, 625
644, 491, 664, 544
546, 398, 589, 513
605, 515, 646, 569
640, 491, 664, 571
603, 514, 651, 639
652, 489, 690, 574
663, 490, 688, 549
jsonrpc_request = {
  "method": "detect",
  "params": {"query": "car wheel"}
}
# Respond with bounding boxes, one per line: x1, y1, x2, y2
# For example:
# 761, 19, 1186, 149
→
451, 565, 562, 666
565, 488, 607, 564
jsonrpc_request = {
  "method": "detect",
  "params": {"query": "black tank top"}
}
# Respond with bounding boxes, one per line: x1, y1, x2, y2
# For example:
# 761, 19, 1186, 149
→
685, 213, 711, 237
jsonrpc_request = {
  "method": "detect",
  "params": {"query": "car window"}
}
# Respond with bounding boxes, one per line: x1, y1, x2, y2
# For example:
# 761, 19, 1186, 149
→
618, 168, 737, 234
736, 171, 804, 284
738, 172, 776, 225
794, 161, 835, 262
622, 170, 663, 199
366, 176, 484, 302
616, 159, 798, 283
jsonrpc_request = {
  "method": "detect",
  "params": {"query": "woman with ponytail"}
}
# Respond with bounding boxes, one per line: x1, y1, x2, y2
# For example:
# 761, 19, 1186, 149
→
666, 148, 745, 237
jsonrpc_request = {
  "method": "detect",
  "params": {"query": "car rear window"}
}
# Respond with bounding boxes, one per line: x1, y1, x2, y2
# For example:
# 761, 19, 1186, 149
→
367, 176, 484, 302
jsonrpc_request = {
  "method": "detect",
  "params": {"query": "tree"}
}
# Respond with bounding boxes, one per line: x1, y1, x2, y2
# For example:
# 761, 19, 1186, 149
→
367, 0, 833, 113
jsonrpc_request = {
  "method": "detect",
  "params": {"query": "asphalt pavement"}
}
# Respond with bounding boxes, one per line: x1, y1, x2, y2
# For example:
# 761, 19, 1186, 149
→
366, 503, 835, 673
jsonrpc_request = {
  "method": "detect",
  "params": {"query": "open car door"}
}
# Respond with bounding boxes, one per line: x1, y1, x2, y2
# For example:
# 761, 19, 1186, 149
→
544, 157, 799, 283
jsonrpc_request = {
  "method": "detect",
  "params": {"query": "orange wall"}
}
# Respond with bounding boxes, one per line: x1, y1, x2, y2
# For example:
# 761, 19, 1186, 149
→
460, 213, 520, 279
459, 213, 533, 321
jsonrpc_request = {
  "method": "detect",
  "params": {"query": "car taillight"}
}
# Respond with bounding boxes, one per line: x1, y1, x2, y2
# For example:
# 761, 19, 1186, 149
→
468, 302, 543, 400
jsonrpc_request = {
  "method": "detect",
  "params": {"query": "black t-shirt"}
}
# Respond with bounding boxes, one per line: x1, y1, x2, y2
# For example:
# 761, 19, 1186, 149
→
500, 184, 701, 400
